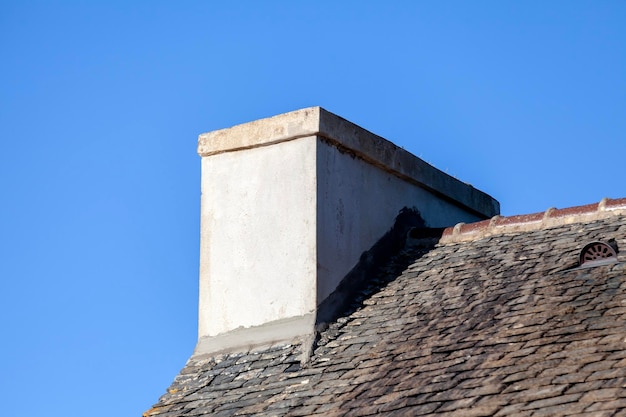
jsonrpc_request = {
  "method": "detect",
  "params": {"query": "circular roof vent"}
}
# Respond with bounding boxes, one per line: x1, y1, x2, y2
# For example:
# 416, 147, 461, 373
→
579, 241, 618, 267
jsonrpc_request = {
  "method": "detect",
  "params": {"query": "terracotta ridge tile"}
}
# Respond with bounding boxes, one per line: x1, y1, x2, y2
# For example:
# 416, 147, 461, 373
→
440, 197, 626, 244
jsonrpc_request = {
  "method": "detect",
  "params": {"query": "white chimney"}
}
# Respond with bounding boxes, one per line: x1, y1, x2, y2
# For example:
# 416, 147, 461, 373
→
194, 107, 498, 356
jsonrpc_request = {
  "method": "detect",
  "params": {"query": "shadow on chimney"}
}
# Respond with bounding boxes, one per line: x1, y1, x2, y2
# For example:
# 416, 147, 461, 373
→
314, 208, 444, 347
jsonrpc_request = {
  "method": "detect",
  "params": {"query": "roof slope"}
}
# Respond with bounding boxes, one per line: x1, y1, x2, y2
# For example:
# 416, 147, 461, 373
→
146, 212, 626, 416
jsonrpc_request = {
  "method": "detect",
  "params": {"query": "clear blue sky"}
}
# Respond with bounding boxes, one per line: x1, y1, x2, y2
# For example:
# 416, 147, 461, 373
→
1, 2, 624, 416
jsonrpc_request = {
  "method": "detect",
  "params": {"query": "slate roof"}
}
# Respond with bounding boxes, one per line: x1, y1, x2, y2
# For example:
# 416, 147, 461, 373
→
146, 201, 626, 417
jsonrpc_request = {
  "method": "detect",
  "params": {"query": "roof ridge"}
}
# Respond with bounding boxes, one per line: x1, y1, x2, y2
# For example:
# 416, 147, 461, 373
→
440, 197, 626, 244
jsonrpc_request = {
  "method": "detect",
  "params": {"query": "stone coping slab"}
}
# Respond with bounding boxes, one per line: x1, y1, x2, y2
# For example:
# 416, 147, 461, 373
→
198, 107, 499, 219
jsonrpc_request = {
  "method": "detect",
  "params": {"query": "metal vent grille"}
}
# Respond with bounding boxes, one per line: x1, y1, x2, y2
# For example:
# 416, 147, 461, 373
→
579, 241, 618, 267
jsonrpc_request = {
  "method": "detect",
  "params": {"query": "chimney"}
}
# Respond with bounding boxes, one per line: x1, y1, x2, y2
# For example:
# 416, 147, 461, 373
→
195, 107, 499, 356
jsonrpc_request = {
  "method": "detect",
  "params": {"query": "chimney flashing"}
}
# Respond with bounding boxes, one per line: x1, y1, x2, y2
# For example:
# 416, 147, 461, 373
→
194, 313, 315, 359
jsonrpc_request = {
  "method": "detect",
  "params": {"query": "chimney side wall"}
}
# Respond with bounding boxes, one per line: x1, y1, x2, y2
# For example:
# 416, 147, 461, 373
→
316, 138, 485, 303
198, 136, 318, 339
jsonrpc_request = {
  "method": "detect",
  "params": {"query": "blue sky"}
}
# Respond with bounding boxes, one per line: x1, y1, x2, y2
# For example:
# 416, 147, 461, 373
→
1, 2, 624, 416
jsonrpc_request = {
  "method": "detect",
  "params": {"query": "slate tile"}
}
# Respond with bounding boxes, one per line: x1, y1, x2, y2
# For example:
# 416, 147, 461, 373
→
537, 364, 581, 378
384, 401, 433, 416
523, 392, 582, 410
502, 369, 540, 384
546, 346, 599, 360
439, 403, 502, 417
435, 397, 479, 412
504, 384, 567, 402
566, 380, 611, 395
579, 387, 625, 402
527, 402, 587, 416
584, 398, 626, 412
587, 368, 626, 382
551, 372, 588, 384
493, 402, 528, 416
284, 404, 321, 416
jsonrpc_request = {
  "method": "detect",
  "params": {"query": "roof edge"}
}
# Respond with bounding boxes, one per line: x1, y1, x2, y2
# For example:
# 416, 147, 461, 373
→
440, 197, 626, 244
